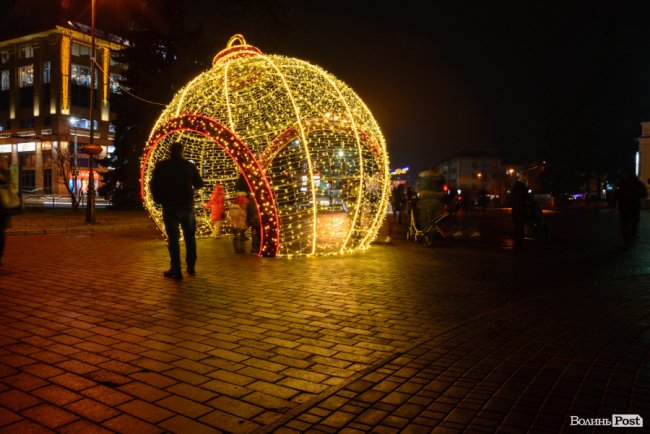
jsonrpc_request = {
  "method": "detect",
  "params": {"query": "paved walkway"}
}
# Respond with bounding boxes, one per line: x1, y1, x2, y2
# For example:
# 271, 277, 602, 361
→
0, 207, 648, 433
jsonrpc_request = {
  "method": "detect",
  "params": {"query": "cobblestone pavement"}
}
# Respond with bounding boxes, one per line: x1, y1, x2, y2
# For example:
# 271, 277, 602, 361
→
0, 207, 648, 433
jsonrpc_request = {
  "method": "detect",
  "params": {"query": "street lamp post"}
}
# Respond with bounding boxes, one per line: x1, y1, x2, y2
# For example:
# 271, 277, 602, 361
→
80, 0, 102, 224
70, 119, 78, 198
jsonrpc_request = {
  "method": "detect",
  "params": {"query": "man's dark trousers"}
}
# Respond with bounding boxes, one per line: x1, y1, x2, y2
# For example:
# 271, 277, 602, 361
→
163, 208, 197, 272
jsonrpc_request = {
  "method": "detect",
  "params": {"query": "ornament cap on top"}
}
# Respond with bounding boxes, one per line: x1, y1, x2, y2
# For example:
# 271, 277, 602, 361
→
212, 34, 262, 67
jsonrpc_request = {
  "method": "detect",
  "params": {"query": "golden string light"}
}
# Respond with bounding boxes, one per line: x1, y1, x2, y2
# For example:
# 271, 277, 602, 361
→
60, 36, 70, 114
140, 34, 390, 257
102, 47, 109, 102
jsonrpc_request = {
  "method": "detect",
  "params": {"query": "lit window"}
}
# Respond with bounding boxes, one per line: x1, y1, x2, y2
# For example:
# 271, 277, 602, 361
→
71, 43, 91, 57
19, 44, 34, 59
71, 63, 96, 87
0, 50, 9, 63
109, 73, 123, 93
43, 61, 51, 84
1, 70, 9, 91
73, 118, 97, 130
19, 65, 34, 87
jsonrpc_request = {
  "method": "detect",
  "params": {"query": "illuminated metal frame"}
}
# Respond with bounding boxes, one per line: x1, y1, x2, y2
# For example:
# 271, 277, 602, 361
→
141, 35, 390, 258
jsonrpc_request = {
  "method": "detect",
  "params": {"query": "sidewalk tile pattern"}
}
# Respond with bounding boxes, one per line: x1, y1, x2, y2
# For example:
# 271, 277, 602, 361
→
0, 208, 648, 433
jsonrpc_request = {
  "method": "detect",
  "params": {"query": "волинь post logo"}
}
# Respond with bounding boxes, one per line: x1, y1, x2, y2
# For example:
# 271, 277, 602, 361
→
569, 415, 643, 428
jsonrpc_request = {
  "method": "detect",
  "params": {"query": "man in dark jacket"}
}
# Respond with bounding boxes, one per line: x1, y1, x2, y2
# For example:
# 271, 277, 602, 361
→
150, 141, 204, 279
615, 172, 648, 247
510, 178, 530, 248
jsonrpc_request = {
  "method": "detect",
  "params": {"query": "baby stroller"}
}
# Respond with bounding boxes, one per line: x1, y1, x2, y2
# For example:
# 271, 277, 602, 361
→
406, 208, 424, 243
407, 196, 461, 247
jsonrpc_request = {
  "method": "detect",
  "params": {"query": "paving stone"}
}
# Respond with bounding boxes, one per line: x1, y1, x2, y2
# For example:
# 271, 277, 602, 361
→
156, 395, 212, 418
247, 381, 300, 400
101, 413, 163, 434
2, 372, 48, 391
201, 379, 251, 398
278, 377, 329, 394
129, 371, 176, 389
158, 415, 221, 434
117, 399, 174, 423
21, 403, 79, 429
162, 367, 210, 386
0, 419, 56, 433
0, 354, 35, 368
57, 419, 115, 434
0, 406, 21, 427
32, 385, 81, 406
209, 395, 265, 418
242, 391, 294, 413
64, 398, 119, 423
165, 383, 214, 402
198, 408, 261, 433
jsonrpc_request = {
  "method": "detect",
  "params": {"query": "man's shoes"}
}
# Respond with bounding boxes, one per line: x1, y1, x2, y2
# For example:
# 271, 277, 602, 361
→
186, 267, 195, 276
164, 269, 183, 280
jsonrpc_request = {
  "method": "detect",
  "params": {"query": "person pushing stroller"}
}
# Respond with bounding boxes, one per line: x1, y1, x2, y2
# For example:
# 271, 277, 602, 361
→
511, 177, 548, 247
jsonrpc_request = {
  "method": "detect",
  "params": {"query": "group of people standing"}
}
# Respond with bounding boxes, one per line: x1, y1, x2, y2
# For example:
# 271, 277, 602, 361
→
390, 184, 418, 226
149, 141, 261, 280
510, 171, 648, 249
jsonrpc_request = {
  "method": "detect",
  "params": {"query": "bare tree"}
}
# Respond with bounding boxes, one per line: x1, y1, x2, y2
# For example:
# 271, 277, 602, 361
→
52, 141, 82, 211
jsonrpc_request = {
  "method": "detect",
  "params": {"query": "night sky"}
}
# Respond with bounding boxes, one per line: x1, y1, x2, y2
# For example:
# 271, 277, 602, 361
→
3, 1, 650, 175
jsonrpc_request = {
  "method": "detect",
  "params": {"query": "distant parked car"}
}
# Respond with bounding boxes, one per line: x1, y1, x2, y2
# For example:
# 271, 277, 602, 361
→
21, 188, 50, 207
20, 188, 110, 208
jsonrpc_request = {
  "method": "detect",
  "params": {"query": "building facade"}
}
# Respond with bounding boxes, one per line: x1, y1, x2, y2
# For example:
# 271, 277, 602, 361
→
435, 149, 548, 207
436, 150, 505, 205
0, 24, 125, 195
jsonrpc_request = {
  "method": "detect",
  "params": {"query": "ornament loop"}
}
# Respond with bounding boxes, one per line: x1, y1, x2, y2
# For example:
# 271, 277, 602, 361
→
212, 34, 261, 66
227, 34, 246, 48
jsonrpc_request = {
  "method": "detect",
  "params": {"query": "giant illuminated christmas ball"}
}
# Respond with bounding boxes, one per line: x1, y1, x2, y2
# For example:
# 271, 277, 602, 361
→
141, 34, 391, 257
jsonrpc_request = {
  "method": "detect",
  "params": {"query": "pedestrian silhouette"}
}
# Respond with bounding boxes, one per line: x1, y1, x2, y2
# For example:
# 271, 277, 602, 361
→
614, 172, 648, 247
511, 177, 530, 248
392, 184, 405, 224
149, 141, 204, 279
0, 156, 11, 265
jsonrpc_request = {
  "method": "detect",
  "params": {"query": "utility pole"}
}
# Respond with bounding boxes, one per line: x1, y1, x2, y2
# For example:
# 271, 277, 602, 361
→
80, 0, 102, 223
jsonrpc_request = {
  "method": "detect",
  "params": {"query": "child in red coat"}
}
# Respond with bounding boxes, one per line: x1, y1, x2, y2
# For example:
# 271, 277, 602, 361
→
205, 184, 225, 237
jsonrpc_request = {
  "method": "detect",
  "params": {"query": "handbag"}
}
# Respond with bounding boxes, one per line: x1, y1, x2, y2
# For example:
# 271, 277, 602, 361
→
0, 184, 23, 214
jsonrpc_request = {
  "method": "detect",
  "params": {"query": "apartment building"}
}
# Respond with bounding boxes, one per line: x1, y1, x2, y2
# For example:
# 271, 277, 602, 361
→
436, 150, 505, 204
0, 23, 126, 195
